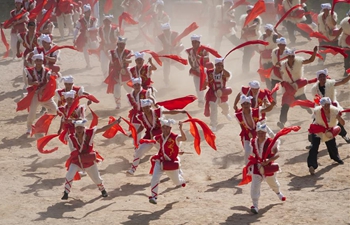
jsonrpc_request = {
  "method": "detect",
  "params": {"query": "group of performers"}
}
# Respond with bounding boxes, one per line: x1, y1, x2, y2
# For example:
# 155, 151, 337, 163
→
4, 0, 350, 214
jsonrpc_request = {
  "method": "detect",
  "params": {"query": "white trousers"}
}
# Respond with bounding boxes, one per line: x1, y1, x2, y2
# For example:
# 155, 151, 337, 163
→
131, 142, 159, 171
251, 173, 280, 208
113, 82, 132, 103
64, 163, 104, 193
100, 50, 109, 78
209, 100, 229, 127
11, 33, 22, 58
193, 76, 204, 103
243, 139, 252, 165
56, 14, 74, 38
150, 161, 185, 198
132, 123, 143, 144
27, 94, 57, 130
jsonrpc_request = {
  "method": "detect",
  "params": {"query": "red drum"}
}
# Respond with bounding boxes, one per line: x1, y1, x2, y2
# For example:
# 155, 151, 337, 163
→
162, 161, 179, 171
79, 152, 97, 163
325, 126, 341, 139
259, 163, 279, 175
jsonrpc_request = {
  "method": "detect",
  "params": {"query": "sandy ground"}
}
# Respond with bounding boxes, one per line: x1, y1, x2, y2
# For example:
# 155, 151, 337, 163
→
0, 20, 350, 225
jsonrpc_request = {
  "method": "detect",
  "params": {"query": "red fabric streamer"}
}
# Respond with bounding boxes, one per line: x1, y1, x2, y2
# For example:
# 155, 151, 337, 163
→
31, 114, 56, 137
140, 50, 162, 66
275, 4, 302, 28
104, 0, 113, 14
44, 45, 77, 56
257, 67, 273, 78
139, 139, 157, 144
310, 32, 331, 42
197, 45, 222, 58
156, 95, 197, 110
16, 87, 37, 111
88, 106, 98, 128
271, 82, 280, 95
67, 95, 99, 118
1, 28, 10, 58
224, 40, 268, 59
321, 45, 348, 58
118, 12, 139, 35
121, 117, 138, 148
296, 23, 314, 34
39, 75, 57, 102
243, 0, 266, 27
346, 68, 350, 74
199, 64, 206, 91
158, 54, 188, 65
295, 50, 324, 61
341, 108, 350, 113
37, 134, 59, 154
28, 0, 48, 20
102, 116, 127, 138
37, 5, 54, 32
3, 11, 26, 29
230, 0, 250, 10
185, 112, 201, 155
172, 22, 199, 45
290, 100, 315, 108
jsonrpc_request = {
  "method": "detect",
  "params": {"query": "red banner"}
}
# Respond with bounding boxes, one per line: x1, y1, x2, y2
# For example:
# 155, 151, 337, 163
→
243, 0, 266, 27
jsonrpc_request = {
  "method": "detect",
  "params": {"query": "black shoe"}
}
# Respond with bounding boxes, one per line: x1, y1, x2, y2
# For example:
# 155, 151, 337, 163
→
335, 159, 344, 165
277, 121, 284, 129
101, 190, 108, 197
61, 191, 68, 200
305, 145, 312, 150
342, 136, 350, 144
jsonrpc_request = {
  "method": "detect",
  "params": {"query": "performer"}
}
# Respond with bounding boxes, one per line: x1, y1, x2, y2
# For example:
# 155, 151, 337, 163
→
213, 0, 240, 51
151, 0, 170, 37
204, 58, 232, 132
73, 0, 83, 25
62, 117, 122, 200
16, 21, 40, 89
99, 15, 119, 78
121, 0, 143, 20
186, 34, 209, 108
56, 75, 91, 107
233, 80, 275, 112
258, 24, 280, 88
25, 53, 58, 134
55, 0, 74, 39
307, 97, 345, 175
277, 47, 317, 129
39, 9, 55, 38
281, 0, 310, 44
270, 37, 290, 101
338, 10, 350, 77
22, 0, 36, 11
73, 4, 99, 69
157, 23, 184, 86
128, 52, 157, 92
105, 37, 133, 109
126, 99, 186, 175
235, 95, 273, 164
148, 118, 186, 204
249, 122, 286, 214
309, 69, 350, 143
240, 5, 262, 73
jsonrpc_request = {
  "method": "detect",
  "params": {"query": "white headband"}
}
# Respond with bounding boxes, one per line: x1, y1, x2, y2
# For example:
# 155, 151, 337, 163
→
247, 5, 254, 10
132, 77, 142, 85
32, 53, 44, 61
284, 49, 295, 56
256, 122, 268, 132
215, 58, 224, 64
140, 99, 153, 107
240, 94, 253, 104
276, 37, 287, 45
63, 90, 76, 99
73, 119, 88, 127
117, 36, 127, 43
264, 24, 274, 31
42, 9, 47, 14
321, 3, 331, 10
40, 34, 52, 43
191, 34, 201, 42
61, 75, 74, 84
249, 80, 260, 89
83, 4, 91, 12
134, 52, 144, 60
320, 97, 331, 106
159, 118, 177, 127
316, 69, 328, 78
161, 23, 171, 31
103, 14, 114, 22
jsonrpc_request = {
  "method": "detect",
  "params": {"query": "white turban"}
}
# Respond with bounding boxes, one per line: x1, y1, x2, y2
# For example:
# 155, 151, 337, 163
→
316, 69, 328, 78
321, 3, 332, 10
61, 75, 74, 84
284, 49, 296, 56
160, 118, 177, 127
32, 53, 44, 61
63, 90, 76, 99
42, 9, 47, 14
15, 0, 23, 3
256, 122, 268, 132
240, 94, 253, 104
247, 5, 254, 10
134, 52, 144, 60
276, 37, 287, 45
161, 23, 171, 31
249, 80, 260, 89
320, 97, 331, 106
40, 34, 52, 43
264, 24, 274, 31
156, 0, 164, 5
132, 77, 142, 85
223, 0, 233, 4
103, 14, 114, 22
140, 99, 153, 107
191, 34, 201, 42
117, 36, 127, 43
215, 58, 224, 64
73, 119, 88, 127
83, 4, 91, 12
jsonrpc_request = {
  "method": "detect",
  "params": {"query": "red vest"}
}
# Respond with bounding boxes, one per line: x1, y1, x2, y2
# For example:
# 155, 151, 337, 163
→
251, 137, 275, 176
99, 25, 118, 50
154, 133, 179, 161
27, 67, 51, 86
69, 128, 96, 168
19, 32, 40, 56
109, 48, 132, 82
136, 108, 162, 139
205, 69, 230, 103
10, 8, 27, 34
235, 108, 261, 140
241, 86, 267, 108
58, 104, 84, 133
129, 65, 152, 89
57, 86, 82, 106
186, 46, 209, 77
127, 89, 148, 123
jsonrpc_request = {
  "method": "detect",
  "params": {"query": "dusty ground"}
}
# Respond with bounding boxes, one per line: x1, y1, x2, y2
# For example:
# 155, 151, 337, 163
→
0, 20, 349, 225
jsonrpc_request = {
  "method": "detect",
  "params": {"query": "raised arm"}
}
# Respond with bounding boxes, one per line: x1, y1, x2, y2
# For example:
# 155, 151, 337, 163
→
302, 46, 317, 65
177, 121, 187, 142
96, 117, 122, 134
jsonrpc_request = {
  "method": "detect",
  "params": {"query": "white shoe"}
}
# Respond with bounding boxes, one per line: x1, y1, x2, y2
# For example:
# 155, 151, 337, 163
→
277, 192, 286, 201
149, 197, 157, 204
210, 126, 216, 132
26, 129, 31, 135
225, 114, 232, 121
78, 171, 87, 176
116, 104, 121, 109
126, 169, 135, 176
250, 206, 258, 214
